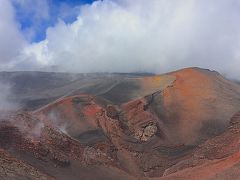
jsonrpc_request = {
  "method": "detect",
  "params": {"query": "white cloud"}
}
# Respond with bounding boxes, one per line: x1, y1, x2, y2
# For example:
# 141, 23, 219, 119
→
2, 0, 240, 79
0, 0, 26, 69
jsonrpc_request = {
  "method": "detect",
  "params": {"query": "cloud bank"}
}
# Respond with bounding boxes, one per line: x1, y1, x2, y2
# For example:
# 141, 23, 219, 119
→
1, 0, 240, 79
0, 0, 26, 69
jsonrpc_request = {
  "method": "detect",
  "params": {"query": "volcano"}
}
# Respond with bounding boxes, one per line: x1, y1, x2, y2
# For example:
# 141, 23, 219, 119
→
0, 67, 240, 180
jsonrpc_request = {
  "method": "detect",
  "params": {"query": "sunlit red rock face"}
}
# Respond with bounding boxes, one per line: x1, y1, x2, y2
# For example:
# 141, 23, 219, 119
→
1, 67, 240, 179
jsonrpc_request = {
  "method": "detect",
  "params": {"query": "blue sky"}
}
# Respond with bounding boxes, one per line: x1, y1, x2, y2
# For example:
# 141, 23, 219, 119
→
12, 0, 96, 42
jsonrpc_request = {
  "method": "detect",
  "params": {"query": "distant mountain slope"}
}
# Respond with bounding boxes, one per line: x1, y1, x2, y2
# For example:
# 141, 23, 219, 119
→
0, 71, 152, 110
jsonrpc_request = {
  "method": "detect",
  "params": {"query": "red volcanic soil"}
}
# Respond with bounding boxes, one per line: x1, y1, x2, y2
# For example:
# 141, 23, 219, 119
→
152, 68, 240, 145
1, 67, 240, 179
158, 111, 240, 180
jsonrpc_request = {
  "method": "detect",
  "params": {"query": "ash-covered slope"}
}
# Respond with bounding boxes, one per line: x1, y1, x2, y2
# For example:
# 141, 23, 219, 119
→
1, 67, 240, 179
0, 71, 153, 110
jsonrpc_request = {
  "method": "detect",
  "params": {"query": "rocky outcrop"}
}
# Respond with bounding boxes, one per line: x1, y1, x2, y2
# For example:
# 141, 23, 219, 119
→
106, 105, 119, 120
134, 123, 158, 141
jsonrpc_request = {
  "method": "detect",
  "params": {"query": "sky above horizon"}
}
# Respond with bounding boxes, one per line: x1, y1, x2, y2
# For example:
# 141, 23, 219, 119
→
12, 0, 96, 42
0, 0, 240, 79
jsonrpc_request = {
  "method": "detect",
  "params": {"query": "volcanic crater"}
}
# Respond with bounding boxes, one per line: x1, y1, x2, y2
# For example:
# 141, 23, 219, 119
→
1, 67, 240, 179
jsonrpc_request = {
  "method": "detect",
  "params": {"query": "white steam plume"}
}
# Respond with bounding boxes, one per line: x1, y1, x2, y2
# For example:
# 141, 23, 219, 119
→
0, 82, 19, 111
